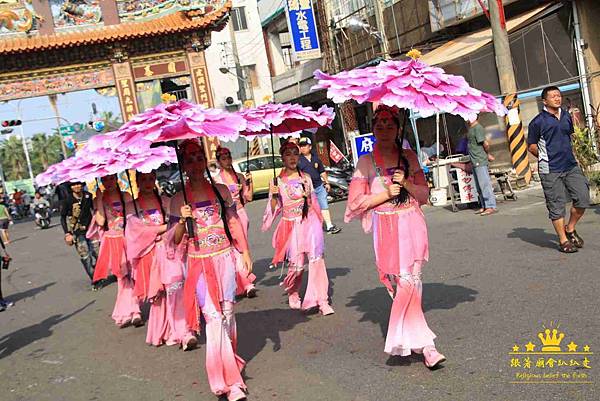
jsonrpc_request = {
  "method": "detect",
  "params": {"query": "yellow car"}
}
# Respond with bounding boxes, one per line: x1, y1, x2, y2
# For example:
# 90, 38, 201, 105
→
233, 154, 283, 195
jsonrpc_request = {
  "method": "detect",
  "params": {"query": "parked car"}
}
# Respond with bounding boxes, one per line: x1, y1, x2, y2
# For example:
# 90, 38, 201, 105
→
233, 155, 283, 196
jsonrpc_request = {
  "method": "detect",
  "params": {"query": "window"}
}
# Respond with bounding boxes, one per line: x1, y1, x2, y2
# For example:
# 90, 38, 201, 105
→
231, 7, 248, 31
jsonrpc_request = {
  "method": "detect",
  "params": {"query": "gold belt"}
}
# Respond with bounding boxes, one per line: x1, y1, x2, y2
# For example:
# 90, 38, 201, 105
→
187, 247, 231, 259
374, 206, 416, 216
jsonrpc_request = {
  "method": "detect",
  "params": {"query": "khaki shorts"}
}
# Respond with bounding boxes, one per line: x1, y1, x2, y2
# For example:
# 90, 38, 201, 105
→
540, 166, 590, 220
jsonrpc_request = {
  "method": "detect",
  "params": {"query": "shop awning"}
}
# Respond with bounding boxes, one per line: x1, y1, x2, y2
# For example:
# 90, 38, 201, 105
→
421, 4, 553, 66
0, 3, 231, 55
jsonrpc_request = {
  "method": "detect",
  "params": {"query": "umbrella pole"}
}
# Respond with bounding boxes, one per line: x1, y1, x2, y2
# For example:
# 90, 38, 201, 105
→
270, 125, 277, 181
245, 139, 251, 183
124, 170, 139, 216
435, 113, 440, 189
174, 145, 195, 239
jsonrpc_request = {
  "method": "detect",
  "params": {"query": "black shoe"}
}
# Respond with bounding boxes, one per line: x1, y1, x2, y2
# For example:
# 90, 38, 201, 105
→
325, 225, 342, 234
565, 230, 584, 248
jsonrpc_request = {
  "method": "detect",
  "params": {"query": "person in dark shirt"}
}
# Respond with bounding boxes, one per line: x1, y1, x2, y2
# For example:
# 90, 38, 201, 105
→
297, 137, 341, 234
527, 86, 590, 253
61, 181, 100, 287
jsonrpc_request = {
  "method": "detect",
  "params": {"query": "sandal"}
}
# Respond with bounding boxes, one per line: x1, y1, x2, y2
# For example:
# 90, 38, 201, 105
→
474, 208, 484, 214
480, 208, 497, 216
565, 230, 584, 248
558, 241, 578, 254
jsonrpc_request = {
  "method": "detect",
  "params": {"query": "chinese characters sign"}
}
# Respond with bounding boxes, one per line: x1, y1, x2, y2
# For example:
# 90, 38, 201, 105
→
456, 168, 478, 204
509, 323, 593, 384
285, 0, 321, 61
133, 60, 187, 80
117, 78, 139, 122
350, 133, 376, 166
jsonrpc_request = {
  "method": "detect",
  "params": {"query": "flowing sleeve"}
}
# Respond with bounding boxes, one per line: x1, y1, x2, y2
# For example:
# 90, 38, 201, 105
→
405, 150, 430, 206
304, 174, 323, 223
344, 155, 375, 233
124, 215, 162, 261
217, 184, 249, 253
261, 180, 282, 231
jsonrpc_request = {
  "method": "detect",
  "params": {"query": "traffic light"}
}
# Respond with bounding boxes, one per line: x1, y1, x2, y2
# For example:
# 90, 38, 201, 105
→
1, 120, 21, 127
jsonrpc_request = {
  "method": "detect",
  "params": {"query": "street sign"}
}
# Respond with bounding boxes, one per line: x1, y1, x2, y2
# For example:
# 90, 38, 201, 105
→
59, 125, 75, 136
285, 0, 321, 61
350, 133, 376, 166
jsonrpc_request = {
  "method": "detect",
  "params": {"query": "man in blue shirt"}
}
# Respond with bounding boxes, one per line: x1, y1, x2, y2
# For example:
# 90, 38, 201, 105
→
297, 137, 341, 234
527, 86, 590, 253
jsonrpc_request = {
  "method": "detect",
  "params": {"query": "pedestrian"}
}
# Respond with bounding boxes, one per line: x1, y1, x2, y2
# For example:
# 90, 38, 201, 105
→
262, 141, 335, 316
60, 181, 100, 289
0, 235, 14, 312
215, 146, 257, 298
297, 137, 342, 234
527, 86, 591, 253
92, 174, 143, 327
0, 200, 12, 244
345, 105, 445, 368
125, 171, 197, 349
170, 139, 252, 401
12, 188, 23, 217
467, 116, 497, 216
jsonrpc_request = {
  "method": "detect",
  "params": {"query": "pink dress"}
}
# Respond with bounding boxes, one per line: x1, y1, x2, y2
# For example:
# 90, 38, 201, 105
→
125, 198, 195, 347
345, 151, 436, 356
169, 193, 248, 398
215, 170, 256, 296
262, 173, 333, 314
93, 194, 141, 326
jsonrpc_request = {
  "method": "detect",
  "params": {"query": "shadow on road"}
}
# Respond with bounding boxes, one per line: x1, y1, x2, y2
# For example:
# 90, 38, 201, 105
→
6, 281, 56, 304
0, 300, 95, 360
346, 283, 478, 337
236, 308, 310, 363
6, 236, 28, 244
507, 227, 557, 249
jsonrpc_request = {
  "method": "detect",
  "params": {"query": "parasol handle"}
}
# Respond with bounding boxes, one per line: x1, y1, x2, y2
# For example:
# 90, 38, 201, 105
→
245, 140, 251, 185
124, 170, 139, 216
269, 127, 279, 198
174, 143, 195, 239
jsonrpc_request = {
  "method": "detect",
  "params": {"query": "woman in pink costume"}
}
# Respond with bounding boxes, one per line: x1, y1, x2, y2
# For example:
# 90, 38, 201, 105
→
92, 174, 142, 328
170, 140, 252, 401
345, 106, 445, 368
125, 171, 197, 349
262, 141, 334, 316
214, 146, 257, 298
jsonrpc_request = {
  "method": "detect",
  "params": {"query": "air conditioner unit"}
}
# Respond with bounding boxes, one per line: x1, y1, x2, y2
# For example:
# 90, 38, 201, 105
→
224, 96, 242, 111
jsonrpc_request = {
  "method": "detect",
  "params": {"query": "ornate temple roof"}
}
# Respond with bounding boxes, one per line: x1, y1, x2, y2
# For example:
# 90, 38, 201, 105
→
0, 1, 231, 55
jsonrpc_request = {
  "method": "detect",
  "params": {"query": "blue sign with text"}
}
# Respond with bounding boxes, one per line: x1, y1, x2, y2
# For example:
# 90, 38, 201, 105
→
285, 0, 321, 60
351, 134, 376, 166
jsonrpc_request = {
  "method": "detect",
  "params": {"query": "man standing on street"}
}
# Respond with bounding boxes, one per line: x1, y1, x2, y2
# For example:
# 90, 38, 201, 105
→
527, 86, 590, 253
467, 117, 497, 216
297, 137, 341, 234
61, 181, 100, 288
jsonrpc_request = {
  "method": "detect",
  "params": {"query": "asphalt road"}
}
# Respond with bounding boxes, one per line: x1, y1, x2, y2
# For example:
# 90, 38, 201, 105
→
0, 187, 598, 401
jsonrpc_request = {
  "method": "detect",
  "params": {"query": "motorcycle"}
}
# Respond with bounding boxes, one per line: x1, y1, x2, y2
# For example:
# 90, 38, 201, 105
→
34, 204, 51, 229
325, 162, 353, 203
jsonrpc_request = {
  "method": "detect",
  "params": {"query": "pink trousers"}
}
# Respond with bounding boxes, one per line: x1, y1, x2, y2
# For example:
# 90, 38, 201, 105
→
111, 276, 141, 326
282, 257, 331, 310
384, 261, 436, 356
146, 282, 195, 347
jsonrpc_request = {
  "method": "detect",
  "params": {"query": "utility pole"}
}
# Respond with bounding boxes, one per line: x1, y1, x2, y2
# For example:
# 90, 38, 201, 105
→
228, 19, 249, 105
487, 0, 531, 186
488, 0, 516, 94
372, 0, 390, 58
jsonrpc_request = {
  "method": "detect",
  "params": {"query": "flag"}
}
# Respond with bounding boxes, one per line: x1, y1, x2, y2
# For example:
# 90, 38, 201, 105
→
329, 140, 344, 163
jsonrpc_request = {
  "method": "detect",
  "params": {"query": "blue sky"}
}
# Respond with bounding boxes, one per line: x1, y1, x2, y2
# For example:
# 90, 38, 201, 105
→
0, 89, 122, 139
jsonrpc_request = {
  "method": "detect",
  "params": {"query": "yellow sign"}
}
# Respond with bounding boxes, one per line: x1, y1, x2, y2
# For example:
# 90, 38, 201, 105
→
509, 322, 593, 384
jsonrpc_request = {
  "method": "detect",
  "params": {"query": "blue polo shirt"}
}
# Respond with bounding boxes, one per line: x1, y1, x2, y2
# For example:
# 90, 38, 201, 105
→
298, 153, 325, 188
527, 108, 577, 174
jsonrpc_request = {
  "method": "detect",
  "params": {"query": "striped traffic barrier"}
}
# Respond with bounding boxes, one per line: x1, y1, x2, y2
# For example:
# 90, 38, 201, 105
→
504, 94, 531, 186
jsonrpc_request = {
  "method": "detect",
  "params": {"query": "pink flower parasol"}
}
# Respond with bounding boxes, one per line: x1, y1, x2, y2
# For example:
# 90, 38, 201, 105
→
312, 55, 507, 121
87, 100, 247, 153
236, 103, 335, 139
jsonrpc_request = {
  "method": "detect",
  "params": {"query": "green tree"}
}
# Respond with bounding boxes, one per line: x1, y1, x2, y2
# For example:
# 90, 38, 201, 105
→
30, 133, 66, 174
0, 135, 26, 180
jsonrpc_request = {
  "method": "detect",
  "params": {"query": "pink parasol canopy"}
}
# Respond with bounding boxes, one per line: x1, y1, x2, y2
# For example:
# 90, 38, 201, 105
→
87, 100, 247, 153
236, 103, 335, 139
312, 55, 507, 121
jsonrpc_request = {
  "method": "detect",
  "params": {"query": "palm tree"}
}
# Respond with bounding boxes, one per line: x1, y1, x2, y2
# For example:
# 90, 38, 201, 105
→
31, 133, 62, 172
0, 136, 26, 180
100, 111, 123, 131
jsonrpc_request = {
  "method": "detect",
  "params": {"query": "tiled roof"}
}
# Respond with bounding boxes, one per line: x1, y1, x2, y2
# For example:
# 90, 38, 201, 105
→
0, 2, 230, 55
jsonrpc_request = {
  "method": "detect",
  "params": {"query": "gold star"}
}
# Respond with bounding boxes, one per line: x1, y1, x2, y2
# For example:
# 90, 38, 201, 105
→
583, 345, 590, 352
567, 341, 578, 352
512, 345, 520, 352
525, 342, 536, 352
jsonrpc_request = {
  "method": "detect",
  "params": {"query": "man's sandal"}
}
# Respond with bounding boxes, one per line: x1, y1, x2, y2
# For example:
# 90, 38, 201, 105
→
558, 241, 578, 253
565, 230, 584, 248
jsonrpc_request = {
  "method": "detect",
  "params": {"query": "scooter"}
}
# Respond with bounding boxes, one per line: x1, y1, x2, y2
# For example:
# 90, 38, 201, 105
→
34, 204, 51, 229
325, 163, 353, 203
